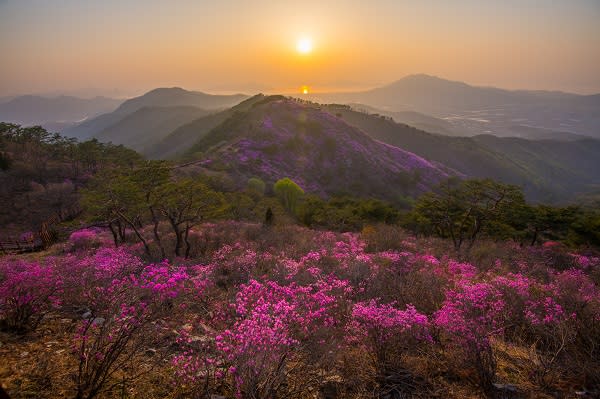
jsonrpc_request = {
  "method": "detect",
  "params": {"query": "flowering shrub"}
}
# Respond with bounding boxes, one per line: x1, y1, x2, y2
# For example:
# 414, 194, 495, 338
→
72, 258, 189, 399
216, 278, 350, 398
0, 222, 599, 397
0, 258, 62, 332
347, 300, 430, 375
435, 281, 506, 391
68, 228, 105, 250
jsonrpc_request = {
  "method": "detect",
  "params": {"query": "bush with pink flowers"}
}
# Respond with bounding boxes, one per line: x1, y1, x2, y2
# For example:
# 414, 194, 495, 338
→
0, 221, 599, 398
0, 258, 62, 332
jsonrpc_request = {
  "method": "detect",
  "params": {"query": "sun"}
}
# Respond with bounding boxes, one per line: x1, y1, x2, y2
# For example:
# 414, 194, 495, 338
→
301, 85, 309, 94
296, 38, 313, 54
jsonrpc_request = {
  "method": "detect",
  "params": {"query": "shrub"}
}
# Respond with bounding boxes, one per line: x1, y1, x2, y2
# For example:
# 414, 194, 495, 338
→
68, 228, 105, 251
0, 259, 62, 332
72, 260, 189, 399
347, 300, 431, 375
435, 282, 505, 393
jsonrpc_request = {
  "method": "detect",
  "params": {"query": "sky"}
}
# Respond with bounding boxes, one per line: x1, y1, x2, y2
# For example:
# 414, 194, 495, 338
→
1, 0, 599, 97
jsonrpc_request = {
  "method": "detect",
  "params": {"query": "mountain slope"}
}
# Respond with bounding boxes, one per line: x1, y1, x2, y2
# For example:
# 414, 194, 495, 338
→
178, 96, 454, 201
0, 95, 122, 130
94, 106, 211, 154
63, 88, 249, 140
323, 104, 600, 202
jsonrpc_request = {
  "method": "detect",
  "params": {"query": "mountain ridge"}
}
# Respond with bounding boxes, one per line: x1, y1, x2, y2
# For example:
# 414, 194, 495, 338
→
63, 87, 249, 140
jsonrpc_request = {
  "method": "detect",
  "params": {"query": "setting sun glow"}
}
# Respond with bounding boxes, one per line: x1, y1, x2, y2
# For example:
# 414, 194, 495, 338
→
296, 38, 313, 54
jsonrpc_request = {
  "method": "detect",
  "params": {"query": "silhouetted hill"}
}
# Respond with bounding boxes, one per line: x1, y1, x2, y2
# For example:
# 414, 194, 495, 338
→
0, 95, 122, 130
174, 96, 454, 202
113, 87, 247, 115
63, 88, 249, 140
324, 104, 600, 202
337, 74, 576, 111
94, 106, 211, 154
147, 95, 268, 159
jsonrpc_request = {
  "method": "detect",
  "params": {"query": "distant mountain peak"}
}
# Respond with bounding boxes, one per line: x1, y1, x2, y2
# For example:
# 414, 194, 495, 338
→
146, 87, 189, 94
383, 74, 470, 90
62, 88, 250, 140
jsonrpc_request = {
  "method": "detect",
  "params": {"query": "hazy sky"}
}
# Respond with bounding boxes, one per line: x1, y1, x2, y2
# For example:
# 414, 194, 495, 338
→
1, 0, 599, 96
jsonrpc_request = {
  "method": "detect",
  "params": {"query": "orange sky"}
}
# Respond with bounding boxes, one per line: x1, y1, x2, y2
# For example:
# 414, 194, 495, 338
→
1, 0, 599, 96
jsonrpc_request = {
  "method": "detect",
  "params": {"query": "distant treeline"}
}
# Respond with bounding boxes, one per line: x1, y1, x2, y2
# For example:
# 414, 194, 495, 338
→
0, 123, 142, 235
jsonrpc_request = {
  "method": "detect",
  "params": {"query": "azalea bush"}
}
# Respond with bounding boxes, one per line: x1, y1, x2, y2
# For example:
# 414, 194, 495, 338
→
68, 228, 106, 251
72, 260, 190, 399
0, 221, 599, 398
435, 281, 506, 392
347, 300, 431, 377
0, 258, 62, 332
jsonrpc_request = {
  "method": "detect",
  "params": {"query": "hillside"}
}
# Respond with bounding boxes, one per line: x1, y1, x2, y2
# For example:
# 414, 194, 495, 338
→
179, 96, 454, 201
63, 88, 249, 140
94, 106, 211, 154
323, 104, 600, 202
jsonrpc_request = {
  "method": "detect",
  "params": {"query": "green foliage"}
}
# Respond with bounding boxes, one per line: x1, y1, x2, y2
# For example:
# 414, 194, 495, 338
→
411, 178, 526, 250
522, 204, 579, 246
0, 152, 10, 171
158, 177, 227, 257
253, 197, 293, 226
0, 123, 142, 176
563, 208, 600, 247
82, 161, 227, 258
299, 195, 399, 231
0, 123, 143, 233
274, 177, 304, 215
247, 177, 266, 197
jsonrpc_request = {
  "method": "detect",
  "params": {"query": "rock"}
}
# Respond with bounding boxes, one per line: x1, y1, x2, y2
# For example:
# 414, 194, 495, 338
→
320, 380, 340, 399
493, 383, 517, 392
82, 311, 92, 320
189, 335, 207, 342
575, 391, 599, 397
145, 348, 157, 356
92, 317, 105, 326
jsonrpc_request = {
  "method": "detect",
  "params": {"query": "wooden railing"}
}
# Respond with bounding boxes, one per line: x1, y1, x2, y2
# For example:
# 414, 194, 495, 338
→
0, 239, 43, 255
